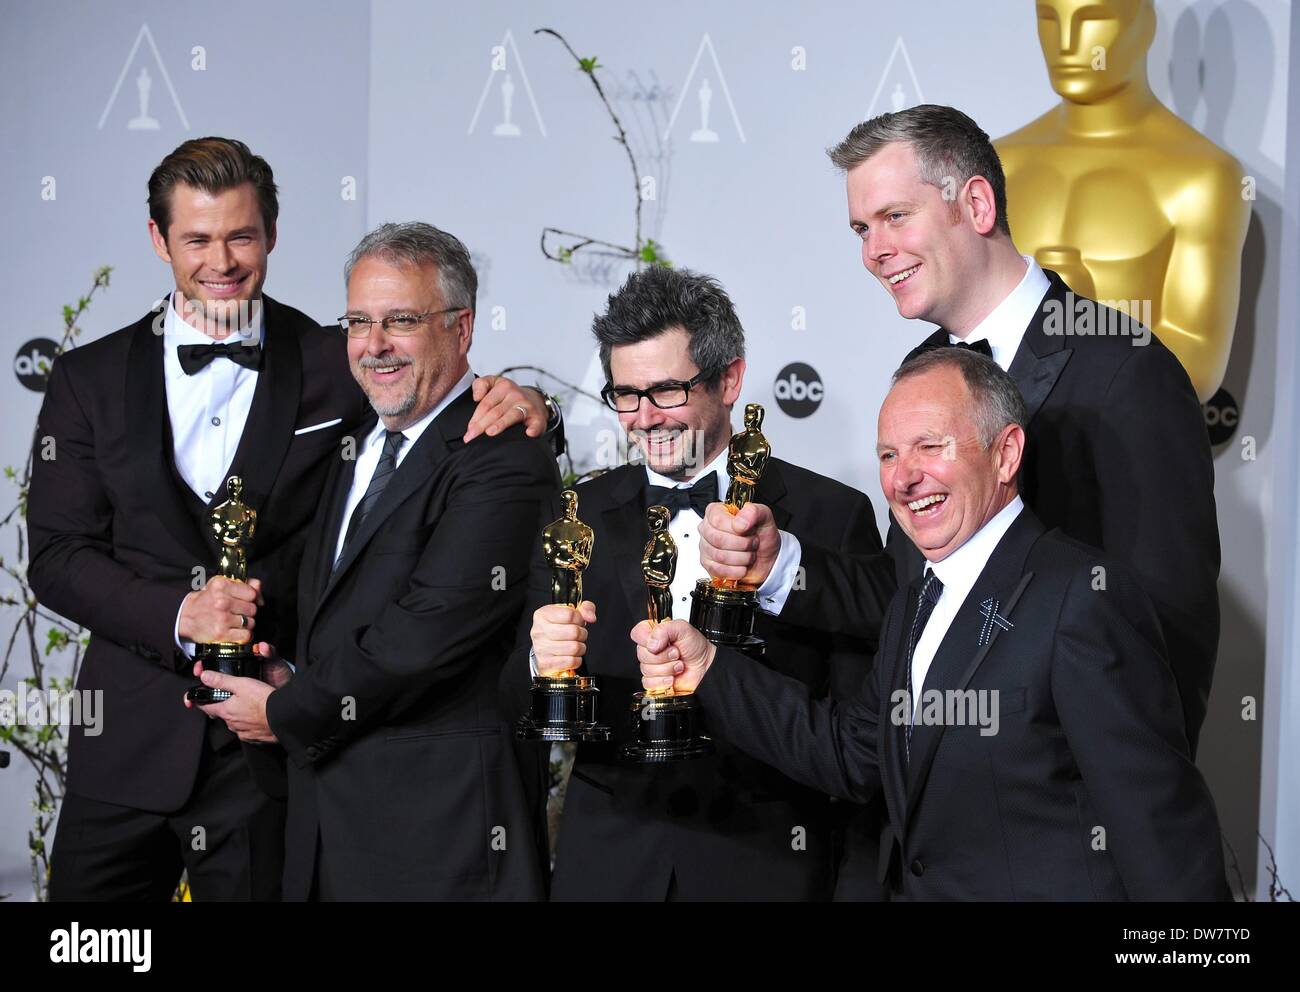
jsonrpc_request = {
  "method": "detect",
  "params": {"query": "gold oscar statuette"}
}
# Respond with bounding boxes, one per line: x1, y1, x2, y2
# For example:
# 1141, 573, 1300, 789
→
621, 505, 713, 763
517, 490, 611, 742
689, 403, 769, 658
188, 476, 261, 704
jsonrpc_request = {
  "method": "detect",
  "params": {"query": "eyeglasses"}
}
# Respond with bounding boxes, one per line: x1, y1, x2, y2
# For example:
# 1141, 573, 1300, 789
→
336, 307, 467, 337
601, 368, 719, 412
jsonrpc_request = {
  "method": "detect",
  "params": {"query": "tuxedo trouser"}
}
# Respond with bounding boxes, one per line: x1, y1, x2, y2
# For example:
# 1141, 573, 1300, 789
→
49, 739, 285, 901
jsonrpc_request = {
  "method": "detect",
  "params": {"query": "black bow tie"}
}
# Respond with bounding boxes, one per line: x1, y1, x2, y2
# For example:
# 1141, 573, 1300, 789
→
177, 342, 263, 375
646, 471, 718, 519
951, 337, 992, 358
902, 336, 992, 366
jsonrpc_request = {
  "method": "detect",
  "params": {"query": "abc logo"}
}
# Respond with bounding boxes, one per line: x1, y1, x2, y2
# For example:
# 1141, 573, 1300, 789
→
1202, 387, 1239, 446
774, 363, 823, 418
14, 338, 59, 392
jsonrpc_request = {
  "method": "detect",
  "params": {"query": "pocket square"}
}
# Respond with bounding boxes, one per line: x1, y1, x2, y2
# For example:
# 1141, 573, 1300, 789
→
294, 417, 343, 436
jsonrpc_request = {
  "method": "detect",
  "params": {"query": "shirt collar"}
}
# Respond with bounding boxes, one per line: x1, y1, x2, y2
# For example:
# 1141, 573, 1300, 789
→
927, 495, 1025, 602
947, 256, 1050, 369
363, 367, 476, 451
162, 292, 266, 380
644, 441, 731, 499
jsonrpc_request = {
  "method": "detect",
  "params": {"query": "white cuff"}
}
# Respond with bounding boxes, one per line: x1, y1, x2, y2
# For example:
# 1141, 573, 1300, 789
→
174, 599, 197, 659
756, 530, 802, 616
528, 647, 539, 677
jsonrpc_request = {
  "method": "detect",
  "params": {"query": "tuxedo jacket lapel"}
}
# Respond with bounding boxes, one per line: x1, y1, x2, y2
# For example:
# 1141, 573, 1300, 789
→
903, 510, 1045, 824
312, 388, 471, 616
754, 461, 792, 532
215, 297, 303, 527
881, 581, 917, 830
1008, 269, 1073, 425
125, 312, 213, 566
602, 468, 652, 624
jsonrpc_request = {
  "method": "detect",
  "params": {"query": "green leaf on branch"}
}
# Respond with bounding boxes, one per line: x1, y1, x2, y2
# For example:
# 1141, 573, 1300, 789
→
577, 57, 602, 73
45, 628, 70, 656
639, 240, 673, 268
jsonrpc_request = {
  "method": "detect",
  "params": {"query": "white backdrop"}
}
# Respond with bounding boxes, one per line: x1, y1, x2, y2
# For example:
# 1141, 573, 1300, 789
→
1, 0, 1294, 900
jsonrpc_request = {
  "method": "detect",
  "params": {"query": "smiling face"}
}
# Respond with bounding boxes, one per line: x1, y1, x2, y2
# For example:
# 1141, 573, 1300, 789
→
148, 182, 274, 337
344, 255, 472, 431
877, 366, 1022, 562
608, 327, 743, 481
1036, 0, 1152, 103
847, 141, 990, 331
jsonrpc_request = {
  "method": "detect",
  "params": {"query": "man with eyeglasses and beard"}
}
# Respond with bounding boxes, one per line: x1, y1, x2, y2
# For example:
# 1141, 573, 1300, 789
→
502, 266, 894, 901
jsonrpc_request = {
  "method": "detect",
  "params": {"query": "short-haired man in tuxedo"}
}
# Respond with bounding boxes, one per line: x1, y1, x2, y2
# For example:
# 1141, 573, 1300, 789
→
703, 105, 1219, 756
196, 222, 559, 900
505, 267, 889, 900
29, 138, 555, 901
637, 348, 1228, 900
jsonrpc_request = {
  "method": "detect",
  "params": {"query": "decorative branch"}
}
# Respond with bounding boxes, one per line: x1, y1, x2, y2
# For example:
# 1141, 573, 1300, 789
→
0, 265, 110, 901
534, 28, 671, 269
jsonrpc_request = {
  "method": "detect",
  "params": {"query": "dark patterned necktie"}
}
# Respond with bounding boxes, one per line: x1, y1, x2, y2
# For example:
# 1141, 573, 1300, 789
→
334, 430, 404, 570
905, 569, 944, 760
646, 470, 718, 519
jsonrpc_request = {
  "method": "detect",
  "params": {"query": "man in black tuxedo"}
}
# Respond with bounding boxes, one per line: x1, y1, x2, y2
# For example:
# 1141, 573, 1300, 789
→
197, 222, 559, 900
504, 267, 888, 900
28, 139, 555, 901
709, 106, 1218, 757
637, 348, 1228, 900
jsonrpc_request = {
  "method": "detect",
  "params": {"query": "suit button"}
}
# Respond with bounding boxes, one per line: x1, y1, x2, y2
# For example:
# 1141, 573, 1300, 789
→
910, 859, 925, 877
307, 745, 320, 759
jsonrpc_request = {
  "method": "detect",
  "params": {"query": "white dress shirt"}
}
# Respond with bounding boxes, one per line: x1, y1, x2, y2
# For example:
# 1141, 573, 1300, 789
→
333, 368, 476, 566
162, 295, 264, 501
947, 255, 1051, 372
167, 295, 263, 655
909, 496, 1024, 719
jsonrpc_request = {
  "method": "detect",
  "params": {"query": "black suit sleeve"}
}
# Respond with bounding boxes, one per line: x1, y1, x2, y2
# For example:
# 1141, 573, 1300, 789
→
267, 433, 556, 764
1095, 342, 1220, 752
695, 607, 896, 806
28, 357, 188, 669
776, 522, 897, 642
1050, 561, 1227, 901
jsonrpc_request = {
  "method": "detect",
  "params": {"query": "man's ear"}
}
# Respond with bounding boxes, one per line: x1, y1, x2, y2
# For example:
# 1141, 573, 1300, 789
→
963, 175, 1000, 237
720, 357, 746, 406
148, 219, 172, 264
456, 308, 474, 357
995, 423, 1026, 484
265, 220, 277, 254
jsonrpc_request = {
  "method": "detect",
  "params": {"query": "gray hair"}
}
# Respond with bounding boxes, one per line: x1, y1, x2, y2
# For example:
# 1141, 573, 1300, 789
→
892, 347, 1027, 450
827, 104, 1011, 238
592, 267, 745, 386
344, 222, 477, 320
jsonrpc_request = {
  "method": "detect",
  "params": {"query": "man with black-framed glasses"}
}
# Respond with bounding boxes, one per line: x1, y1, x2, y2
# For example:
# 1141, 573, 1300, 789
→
502, 266, 893, 901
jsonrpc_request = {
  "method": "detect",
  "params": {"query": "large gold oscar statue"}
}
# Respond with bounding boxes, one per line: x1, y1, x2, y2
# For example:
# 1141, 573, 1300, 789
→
996, 0, 1248, 402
